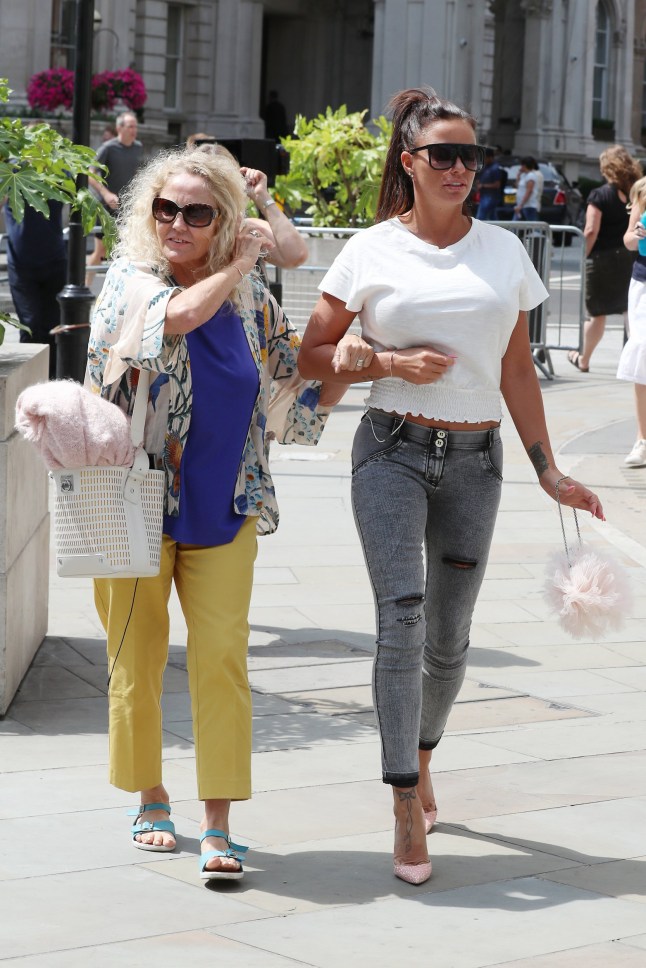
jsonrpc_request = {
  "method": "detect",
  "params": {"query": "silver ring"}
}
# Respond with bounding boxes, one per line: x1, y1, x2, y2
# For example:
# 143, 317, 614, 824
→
249, 230, 261, 238
356, 358, 365, 368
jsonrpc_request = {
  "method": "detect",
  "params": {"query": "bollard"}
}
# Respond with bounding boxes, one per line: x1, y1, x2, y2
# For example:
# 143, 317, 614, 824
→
52, 280, 94, 382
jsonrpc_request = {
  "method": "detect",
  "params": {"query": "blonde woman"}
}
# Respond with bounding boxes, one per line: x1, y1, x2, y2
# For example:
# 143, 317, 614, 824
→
619, 176, 646, 466
87, 149, 348, 882
569, 144, 641, 372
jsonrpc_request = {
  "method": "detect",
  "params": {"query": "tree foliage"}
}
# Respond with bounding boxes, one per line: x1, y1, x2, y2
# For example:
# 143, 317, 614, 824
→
0, 79, 113, 342
275, 106, 391, 227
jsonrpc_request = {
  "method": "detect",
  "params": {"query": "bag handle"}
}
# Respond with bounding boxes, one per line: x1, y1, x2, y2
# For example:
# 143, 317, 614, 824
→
555, 475, 582, 568
129, 369, 151, 449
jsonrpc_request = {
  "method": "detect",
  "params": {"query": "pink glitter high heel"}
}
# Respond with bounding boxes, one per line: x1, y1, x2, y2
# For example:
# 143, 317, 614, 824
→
394, 859, 433, 885
423, 807, 438, 834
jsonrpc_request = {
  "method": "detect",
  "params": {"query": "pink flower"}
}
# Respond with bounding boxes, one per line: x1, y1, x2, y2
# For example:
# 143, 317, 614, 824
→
27, 68, 147, 114
27, 69, 74, 111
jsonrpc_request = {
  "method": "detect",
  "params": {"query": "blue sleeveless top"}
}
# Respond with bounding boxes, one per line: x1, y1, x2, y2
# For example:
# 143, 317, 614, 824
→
163, 303, 259, 546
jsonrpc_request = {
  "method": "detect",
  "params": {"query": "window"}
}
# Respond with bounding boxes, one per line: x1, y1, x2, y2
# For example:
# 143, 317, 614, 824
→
51, 0, 77, 69
592, 1, 611, 121
165, 4, 184, 110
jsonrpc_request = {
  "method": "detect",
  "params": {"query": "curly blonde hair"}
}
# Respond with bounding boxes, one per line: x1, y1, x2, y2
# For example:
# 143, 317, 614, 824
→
599, 144, 643, 198
114, 148, 247, 278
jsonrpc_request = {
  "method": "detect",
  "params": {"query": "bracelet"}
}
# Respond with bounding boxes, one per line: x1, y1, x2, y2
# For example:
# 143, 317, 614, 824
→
262, 198, 276, 210
231, 264, 245, 281
389, 351, 396, 378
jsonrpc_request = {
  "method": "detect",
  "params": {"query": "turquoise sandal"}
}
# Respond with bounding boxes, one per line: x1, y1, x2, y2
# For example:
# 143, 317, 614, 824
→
128, 802, 176, 853
199, 828, 248, 881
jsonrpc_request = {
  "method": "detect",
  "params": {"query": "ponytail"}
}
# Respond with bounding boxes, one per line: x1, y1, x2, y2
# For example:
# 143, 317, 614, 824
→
376, 87, 477, 222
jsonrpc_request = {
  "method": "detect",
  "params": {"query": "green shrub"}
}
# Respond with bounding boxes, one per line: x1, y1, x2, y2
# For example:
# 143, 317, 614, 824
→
276, 105, 391, 227
576, 176, 604, 201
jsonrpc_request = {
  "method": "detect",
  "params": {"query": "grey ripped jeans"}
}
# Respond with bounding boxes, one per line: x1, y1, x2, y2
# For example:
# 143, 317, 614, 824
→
351, 409, 503, 787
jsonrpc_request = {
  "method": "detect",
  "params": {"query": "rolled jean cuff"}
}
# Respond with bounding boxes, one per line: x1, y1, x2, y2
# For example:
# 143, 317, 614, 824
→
382, 770, 419, 787
419, 734, 442, 752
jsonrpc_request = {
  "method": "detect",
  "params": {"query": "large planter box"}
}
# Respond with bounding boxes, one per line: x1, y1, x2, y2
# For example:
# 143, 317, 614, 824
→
0, 344, 49, 715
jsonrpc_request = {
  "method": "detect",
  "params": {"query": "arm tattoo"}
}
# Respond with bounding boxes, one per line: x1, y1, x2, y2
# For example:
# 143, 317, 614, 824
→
527, 440, 549, 478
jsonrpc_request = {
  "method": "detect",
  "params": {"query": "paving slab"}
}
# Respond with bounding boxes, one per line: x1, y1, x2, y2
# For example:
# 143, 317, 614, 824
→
466, 798, 646, 864
216, 877, 646, 968
541, 855, 646, 904
465, 717, 646, 760
491, 940, 646, 967
0, 866, 271, 960
0, 933, 303, 968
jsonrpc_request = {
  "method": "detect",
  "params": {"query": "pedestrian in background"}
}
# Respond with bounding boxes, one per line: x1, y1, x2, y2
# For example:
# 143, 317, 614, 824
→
261, 90, 289, 141
86, 111, 144, 285
618, 175, 646, 466
569, 144, 641, 373
186, 132, 217, 148
297, 86, 604, 886
476, 147, 504, 220
513, 156, 543, 221
190, 141, 308, 270
3, 197, 66, 378
100, 122, 117, 144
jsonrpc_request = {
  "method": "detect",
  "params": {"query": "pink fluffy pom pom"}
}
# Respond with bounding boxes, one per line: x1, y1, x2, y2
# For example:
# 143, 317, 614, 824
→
545, 545, 632, 640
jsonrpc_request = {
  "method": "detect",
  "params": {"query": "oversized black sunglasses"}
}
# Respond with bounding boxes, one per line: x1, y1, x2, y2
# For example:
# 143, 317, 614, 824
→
409, 142, 486, 173
152, 197, 218, 227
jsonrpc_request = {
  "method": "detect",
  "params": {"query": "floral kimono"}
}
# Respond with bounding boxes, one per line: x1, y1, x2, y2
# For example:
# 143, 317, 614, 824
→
87, 257, 331, 534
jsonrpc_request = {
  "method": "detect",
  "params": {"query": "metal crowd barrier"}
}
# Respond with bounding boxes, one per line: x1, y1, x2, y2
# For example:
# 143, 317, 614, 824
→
274, 222, 587, 381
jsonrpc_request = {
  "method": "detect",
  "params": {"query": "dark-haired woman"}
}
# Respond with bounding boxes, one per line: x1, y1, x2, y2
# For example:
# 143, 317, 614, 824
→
298, 87, 604, 885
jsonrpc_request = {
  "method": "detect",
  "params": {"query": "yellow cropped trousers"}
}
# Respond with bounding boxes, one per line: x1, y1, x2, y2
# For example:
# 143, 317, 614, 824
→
94, 518, 257, 801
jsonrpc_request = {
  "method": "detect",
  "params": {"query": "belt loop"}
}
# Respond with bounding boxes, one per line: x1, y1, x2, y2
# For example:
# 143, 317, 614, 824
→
488, 428, 495, 446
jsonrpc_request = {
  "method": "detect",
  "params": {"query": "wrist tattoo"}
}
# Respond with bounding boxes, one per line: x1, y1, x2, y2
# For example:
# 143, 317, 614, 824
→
527, 441, 549, 477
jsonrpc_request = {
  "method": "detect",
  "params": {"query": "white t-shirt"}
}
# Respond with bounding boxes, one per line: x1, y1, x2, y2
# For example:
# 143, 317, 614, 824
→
517, 169, 544, 211
318, 217, 549, 422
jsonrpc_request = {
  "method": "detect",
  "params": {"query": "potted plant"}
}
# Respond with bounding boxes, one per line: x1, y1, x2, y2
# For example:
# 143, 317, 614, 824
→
275, 105, 391, 229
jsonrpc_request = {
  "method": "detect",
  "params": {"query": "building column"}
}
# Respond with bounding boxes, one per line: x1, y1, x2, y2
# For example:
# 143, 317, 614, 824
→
613, 5, 635, 147
488, 0, 525, 151
1, 0, 51, 105
207, 0, 264, 137
370, 0, 491, 120
513, 0, 555, 153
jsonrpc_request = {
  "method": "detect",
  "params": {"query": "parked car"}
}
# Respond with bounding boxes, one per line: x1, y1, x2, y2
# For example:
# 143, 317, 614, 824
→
470, 159, 583, 243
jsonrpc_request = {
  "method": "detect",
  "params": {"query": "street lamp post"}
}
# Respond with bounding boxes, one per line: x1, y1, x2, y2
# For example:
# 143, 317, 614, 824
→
55, 0, 95, 381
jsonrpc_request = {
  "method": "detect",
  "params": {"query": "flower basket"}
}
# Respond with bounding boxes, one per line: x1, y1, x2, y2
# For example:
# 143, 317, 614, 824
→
27, 68, 147, 115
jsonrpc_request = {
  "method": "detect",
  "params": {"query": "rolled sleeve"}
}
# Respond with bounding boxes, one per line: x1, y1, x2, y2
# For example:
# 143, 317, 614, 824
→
90, 259, 182, 388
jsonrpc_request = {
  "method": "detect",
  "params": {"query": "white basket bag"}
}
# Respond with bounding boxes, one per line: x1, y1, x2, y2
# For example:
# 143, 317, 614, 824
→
51, 370, 165, 579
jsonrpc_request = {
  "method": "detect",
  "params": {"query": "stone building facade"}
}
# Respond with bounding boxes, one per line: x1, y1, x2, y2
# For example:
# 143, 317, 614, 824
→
1, 0, 646, 177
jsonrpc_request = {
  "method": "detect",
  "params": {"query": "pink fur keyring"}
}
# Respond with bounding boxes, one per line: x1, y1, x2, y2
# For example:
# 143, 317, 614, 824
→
544, 476, 632, 640
15, 379, 135, 471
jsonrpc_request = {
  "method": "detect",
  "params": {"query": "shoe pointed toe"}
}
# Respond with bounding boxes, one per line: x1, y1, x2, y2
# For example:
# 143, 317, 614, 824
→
394, 861, 432, 885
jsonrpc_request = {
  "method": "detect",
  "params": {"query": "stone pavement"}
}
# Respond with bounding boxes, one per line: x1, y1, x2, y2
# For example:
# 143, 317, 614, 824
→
1, 327, 646, 967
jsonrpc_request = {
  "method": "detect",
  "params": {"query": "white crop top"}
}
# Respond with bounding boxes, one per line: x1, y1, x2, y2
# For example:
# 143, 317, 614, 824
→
319, 218, 549, 422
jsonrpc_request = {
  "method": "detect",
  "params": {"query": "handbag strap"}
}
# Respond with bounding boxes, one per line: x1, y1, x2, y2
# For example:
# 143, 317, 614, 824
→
129, 369, 151, 449
555, 475, 582, 568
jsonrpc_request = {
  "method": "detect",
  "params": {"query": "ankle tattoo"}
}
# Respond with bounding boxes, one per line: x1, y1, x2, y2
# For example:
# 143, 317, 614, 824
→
396, 789, 417, 853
